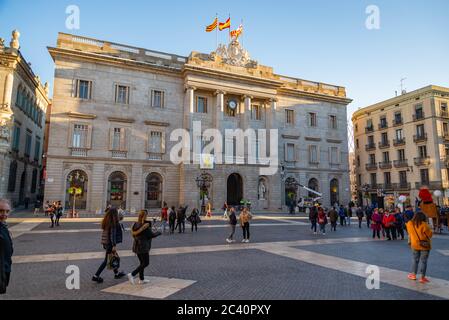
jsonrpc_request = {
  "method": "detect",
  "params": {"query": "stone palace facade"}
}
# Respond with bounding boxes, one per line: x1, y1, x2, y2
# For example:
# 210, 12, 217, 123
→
44, 32, 352, 213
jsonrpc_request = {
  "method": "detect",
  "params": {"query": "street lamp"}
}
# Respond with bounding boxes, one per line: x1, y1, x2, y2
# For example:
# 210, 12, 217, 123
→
195, 171, 212, 215
279, 164, 285, 210
68, 171, 85, 218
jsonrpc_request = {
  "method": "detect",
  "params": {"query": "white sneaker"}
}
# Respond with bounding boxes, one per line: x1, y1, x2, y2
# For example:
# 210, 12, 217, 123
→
245, 239, 250, 243
242, 239, 246, 243
138, 279, 150, 285
226, 238, 231, 243
127, 273, 135, 285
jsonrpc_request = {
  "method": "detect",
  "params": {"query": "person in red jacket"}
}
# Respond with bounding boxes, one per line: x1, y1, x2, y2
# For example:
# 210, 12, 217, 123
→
317, 207, 328, 235
382, 210, 397, 240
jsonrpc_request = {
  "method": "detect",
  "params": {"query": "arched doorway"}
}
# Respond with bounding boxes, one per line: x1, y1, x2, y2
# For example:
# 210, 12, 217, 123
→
107, 171, 127, 209
308, 178, 319, 198
330, 178, 339, 206
65, 170, 88, 210
19, 170, 27, 204
227, 173, 243, 205
145, 173, 163, 209
285, 177, 298, 206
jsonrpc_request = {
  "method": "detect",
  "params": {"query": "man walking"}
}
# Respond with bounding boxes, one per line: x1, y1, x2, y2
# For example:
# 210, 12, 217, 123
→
0, 199, 13, 294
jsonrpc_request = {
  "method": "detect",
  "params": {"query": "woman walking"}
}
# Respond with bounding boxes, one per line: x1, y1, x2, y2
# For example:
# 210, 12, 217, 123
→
406, 211, 433, 283
160, 203, 168, 234
92, 208, 126, 283
239, 207, 252, 243
168, 206, 176, 234
371, 209, 382, 239
318, 207, 328, 235
328, 207, 338, 231
127, 210, 161, 285
190, 208, 200, 232
226, 207, 238, 243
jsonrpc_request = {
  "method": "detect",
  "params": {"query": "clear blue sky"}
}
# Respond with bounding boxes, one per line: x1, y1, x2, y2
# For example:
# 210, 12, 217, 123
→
1, 0, 448, 119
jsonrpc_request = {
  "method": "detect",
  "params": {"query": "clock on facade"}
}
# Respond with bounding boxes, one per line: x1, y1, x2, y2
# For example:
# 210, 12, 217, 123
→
227, 99, 238, 110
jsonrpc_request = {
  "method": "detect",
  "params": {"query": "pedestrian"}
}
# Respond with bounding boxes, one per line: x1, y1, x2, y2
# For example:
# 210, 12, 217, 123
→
190, 208, 200, 232
328, 206, 338, 231
395, 208, 405, 240
379, 208, 386, 238
33, 199, 41, 216
92, 208, 126, 283
356, 206, 364, 228
222, 201, 229, 219
239, 207, 252, 243
127, 210, 161, 285
309, 205, 318, 234
160, 202, 168, 234
44, 200, 51, 216
371, 209, 382, 239
168, 206, 176, 234
348, 206, 355, 226
338, 205, 346, 226
406, 211, 433, 283
176, 206, 186, 233
49, 202, 56, 228
318, 207, 327, 235
226, 207, 238, 243
383, 209, 397, 240
55, 201, 63, 226
0, 199, 13, 294
365, 206, 372, 228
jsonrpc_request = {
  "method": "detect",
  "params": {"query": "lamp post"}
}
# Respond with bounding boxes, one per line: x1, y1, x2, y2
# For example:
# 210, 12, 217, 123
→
279, 164, 285, 210
68, 171, 85, 218
195, 171, 212, 216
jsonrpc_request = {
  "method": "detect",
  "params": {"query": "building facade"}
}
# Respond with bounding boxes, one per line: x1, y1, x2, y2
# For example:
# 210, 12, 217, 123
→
0, 30, 50, 206
352, 85, 449, 207
45, 33, 351, 214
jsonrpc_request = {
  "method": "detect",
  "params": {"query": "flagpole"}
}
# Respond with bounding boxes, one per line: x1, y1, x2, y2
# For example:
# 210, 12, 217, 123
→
228, 14, 231, 44
215, 14, 218, 50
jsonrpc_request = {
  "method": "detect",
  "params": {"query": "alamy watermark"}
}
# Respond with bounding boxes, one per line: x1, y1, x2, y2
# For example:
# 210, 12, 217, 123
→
365, 5, 380, 30
365, 265, 380, 289
66, 265, 80, 290
66, 5, 80, 30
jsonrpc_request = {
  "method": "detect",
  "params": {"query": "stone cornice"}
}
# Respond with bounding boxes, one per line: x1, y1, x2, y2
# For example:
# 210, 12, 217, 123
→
305, 136, 322, 142
108, 117, 135, 123
144, 120, 170, 127
67, 111, 97, 119
278, 87, 352, 105
326, 139, 343, 144
281, 134, 300, 140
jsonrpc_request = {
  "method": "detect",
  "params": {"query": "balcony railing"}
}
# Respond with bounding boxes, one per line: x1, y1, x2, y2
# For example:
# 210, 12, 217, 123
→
365, 143, 376, 151
112, 150, 127, 159
393, 160, 409, 168
393, 138, 406, 146
365, 126, 374, 133
414, 157, 431, 166
378, 183, 393, 190
393, 182, 411, 190
442, 156, 449, 167
440, 110, 449, 118
443, 133, 449, 141
148, 153, 163, 161
413, 113, 425, 121
415, 181, 442, 190
378, 161, 392, 169
413, 133, 427, 143
378, 123, 388, 130
393, 118, 403, 126
71, 148, 87, 157
378, 141, 390, 149
365, 163, 378, 171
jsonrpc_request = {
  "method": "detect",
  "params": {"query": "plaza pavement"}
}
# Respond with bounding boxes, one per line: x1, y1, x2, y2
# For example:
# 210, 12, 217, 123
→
1, 212, 449, 300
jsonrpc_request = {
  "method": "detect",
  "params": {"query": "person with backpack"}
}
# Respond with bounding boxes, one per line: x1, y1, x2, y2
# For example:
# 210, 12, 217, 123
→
160, 203, 168, 234
168, 206, 176, 234
190, 208, 200, 232
371, 208, 382, 239
239, 207, 252, 243
328, 207, 338, 231
317, 207, 328, 235
406, 211, 433, 283
356, 206, 364, 228
309, 205, 318, 234
338, 205, 346, 226
92, 208, 126, 283
226, 207, 238, 243
127, 210, 161, 285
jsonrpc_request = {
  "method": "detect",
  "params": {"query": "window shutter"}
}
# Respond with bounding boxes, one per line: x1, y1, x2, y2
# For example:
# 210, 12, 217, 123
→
68, 123, 74, 147
86, 125, 92, 149
120, 128, 127, 151
72, 79, 78, 98
161, 131, 166, 154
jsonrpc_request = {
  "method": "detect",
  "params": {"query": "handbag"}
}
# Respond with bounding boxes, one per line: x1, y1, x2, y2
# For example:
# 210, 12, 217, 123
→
412, 224, 431, 249
107, 252, 120, 270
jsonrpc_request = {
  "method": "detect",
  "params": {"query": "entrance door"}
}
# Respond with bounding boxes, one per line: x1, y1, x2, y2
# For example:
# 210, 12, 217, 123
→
227, 173, 243, 205
108, 172, 127, 209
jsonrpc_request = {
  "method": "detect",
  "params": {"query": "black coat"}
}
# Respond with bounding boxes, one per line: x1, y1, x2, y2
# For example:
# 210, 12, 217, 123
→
132, 222, 159, 254
0, 223, 13, 274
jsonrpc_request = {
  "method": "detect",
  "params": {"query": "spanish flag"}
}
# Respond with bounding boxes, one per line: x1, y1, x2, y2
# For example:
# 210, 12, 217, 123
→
206, 17, 218, 32
219, 18, 231, 31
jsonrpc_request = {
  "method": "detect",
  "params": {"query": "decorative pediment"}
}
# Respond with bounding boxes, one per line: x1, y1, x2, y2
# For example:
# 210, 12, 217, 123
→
213, 40, 258, 68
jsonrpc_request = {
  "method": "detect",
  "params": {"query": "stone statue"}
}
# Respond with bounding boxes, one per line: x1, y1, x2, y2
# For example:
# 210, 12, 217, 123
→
0, 38, 5, 49
213, 40, 257, 68
10, 30, 20, 50
258, 180, 267, 200
0, 118, 12, 144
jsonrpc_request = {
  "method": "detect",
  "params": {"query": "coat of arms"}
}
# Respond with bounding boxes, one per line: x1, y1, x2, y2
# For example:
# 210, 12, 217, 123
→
214, 40, 257, 68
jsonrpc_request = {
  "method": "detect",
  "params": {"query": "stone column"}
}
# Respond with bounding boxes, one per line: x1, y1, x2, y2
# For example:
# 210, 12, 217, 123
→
213, 90, 225, 129
183, 86, 196, 130
130, 164, 143, 213
90, 163, 105, 213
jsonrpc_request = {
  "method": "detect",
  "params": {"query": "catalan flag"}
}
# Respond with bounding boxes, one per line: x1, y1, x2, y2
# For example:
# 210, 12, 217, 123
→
206, 17, 218, 32
219, 18, 231, 31
230, 24, 243, 38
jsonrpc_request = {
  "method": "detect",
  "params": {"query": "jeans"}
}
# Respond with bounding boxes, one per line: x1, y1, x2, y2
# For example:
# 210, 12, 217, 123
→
346, 216, 351, 226
385, 227, 397, 240
169, 221, 175, 234
132, 253, 150, 281
177, 220, 185, 233
50, 214, 55, 227
339, 216, 346, 226
95, 244, 119, 277
319, 224, 326, 234
331, 222, 337, 231
191, 221, 198, 232
161, 220, 168, 233
242, 222, 250, 240
411, 250, 430, 277
311, 221, 317, 233
396, 226, 404, 240
358, 218, 363, 228
366, 217, 371, 228
228, 224, 236, 240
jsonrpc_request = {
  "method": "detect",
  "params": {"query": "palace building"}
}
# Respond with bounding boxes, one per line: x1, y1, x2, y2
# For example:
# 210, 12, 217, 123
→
44, 32, 351, 213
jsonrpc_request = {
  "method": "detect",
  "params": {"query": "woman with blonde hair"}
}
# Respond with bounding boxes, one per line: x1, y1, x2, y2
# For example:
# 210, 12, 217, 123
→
239, 207, 253, 243
127, 210, 161, 285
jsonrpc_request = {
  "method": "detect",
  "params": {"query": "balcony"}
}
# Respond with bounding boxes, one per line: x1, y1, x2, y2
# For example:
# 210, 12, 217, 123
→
443, 133, 449, 141
111, 151, 127, 159
365, 163, 378, 171
393, 159, 409, 168
393, 138, 406, 146
148, 153, 163, 161
442, 156, 449, 167
413, 133, 427, 143
415, 181, 442, 190
378, 141, 390, 149
413, 113, 425, 121
393, 182, 411, 190
365, 143, 376, 151
393, 118, 403, 126
378, 123, 388, 130
71, 148, 87, 157
440, 110, 449, 118
414, 157, 431, 166
378, 161, 392, 169
365, 126, 374, 133
378, 183, 393, 190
